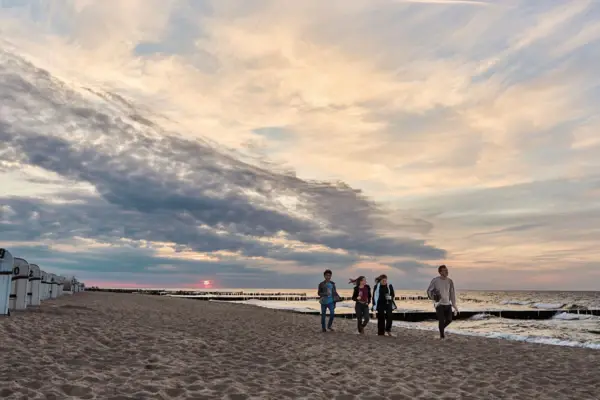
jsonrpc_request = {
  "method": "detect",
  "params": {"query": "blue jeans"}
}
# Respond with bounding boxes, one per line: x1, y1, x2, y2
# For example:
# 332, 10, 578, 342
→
321, 302, 335, 330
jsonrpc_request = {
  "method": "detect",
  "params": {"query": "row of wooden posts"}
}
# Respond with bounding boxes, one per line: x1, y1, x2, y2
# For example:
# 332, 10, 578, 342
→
0, 248, 85, 316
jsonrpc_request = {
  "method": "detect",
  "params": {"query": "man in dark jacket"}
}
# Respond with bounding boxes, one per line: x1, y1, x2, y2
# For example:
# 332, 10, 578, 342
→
317, 269, 340, 332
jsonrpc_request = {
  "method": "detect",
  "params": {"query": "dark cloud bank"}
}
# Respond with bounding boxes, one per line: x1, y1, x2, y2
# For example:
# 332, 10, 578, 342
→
0, 47, 445, 287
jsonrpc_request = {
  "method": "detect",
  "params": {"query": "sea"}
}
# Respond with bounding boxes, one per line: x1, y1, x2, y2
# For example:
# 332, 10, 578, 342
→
155, 288, 600, 349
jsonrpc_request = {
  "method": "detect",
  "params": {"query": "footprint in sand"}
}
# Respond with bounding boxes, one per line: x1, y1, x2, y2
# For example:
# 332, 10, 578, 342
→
60, 383, 93, 397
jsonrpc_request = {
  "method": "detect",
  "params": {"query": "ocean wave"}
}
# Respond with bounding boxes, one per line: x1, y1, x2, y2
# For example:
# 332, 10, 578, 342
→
385, 320, 600, 350
565, 303, 588, 310
223, 299, 317, 313
469, 313, 497, 321
500, 300, 532, 306
552, 312, 599, 321
500, 299, 593, 310
477, 332, 600, 349
500, 300, 572, 309
532, 303, 565, 309
461, 297, 486, 303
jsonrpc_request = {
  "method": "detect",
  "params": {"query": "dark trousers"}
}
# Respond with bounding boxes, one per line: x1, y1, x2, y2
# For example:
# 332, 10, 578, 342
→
436, 304, 453, 338
355, 302, 370, 332
320, 302, 335, 330
377, 304, 393, 335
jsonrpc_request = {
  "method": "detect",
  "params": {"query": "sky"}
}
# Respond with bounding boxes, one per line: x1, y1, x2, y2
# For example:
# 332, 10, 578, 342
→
1, 0, 599, 290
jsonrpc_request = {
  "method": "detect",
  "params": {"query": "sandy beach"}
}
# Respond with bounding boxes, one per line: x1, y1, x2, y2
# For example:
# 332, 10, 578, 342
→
0, 293, 598, 400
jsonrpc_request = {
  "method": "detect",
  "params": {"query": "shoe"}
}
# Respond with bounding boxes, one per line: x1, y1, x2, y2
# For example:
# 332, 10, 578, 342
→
322, 328, 327, 333
328, 327, 335, 332
385, 332, 394, 337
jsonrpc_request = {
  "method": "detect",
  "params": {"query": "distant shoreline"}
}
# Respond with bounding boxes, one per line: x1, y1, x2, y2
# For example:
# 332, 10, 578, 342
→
86, 287, 600, 292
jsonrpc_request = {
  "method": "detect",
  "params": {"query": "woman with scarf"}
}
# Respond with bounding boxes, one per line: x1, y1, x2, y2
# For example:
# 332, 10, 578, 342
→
371, 274, 397, 336
349, 276, 371, 334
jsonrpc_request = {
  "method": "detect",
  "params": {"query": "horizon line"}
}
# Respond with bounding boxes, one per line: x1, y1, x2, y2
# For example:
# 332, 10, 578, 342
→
88, 287, 600, 293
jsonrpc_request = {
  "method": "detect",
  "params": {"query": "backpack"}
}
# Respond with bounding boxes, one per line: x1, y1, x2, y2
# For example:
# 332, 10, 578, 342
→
428, 288, 441, 302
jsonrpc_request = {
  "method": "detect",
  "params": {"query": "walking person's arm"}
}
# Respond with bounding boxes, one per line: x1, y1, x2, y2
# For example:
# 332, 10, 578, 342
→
371, 284, 378, 310
333, 283, 341, 303
351, 286, 359, 302
426, 278, 436, 299
450, 280, 458, 314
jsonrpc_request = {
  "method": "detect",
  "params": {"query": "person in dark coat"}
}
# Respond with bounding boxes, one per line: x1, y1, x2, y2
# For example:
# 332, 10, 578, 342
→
371, 274, 397, 336
349, 276, 371, 334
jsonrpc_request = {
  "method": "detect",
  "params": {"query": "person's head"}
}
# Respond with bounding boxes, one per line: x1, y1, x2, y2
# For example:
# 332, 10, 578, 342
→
375, 274, 388, 286
438, 265, 448, 278
323, 269, 332, 281
355, 276, 366, 287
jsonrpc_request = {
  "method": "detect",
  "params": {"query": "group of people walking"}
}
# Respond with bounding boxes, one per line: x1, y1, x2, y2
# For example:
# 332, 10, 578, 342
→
317, 265, 458, 339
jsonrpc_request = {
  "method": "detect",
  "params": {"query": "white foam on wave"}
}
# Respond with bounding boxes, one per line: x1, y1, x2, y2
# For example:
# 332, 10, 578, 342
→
500, 300, 574, 310
552, 312, 598, 321
230, 299, 359, 314
469, 313, 496, 321
381, 320, 600, 350
532, 303, 565, 309
334, 302, 355, 309
501, 300, 532, 306
215, 299, 317, 313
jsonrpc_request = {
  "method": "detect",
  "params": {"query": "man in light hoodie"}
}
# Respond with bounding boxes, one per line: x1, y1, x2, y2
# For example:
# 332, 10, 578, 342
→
427, 265, 458, 339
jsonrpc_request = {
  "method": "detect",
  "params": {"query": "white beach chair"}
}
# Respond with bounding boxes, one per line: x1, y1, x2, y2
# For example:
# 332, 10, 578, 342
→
40, 270, 49, 301
57, 276, 65, 296
27, 264, 42, 306
49, 274, 58, 299
0, 248, 14, 316
10, 258, 30, 311
72, 278, 80, 293
62, 279, 73, 295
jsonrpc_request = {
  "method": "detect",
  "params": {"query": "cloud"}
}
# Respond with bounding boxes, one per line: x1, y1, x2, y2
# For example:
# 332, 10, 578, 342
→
394, 0, 491, 5
1, 241, 321, 288
0, 52, 444, 257
0, 45, 444, 287
1, 0, 599, 289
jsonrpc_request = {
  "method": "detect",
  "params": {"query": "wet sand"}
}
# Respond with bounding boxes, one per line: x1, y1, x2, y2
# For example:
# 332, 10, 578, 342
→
0, 292, 598, 399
